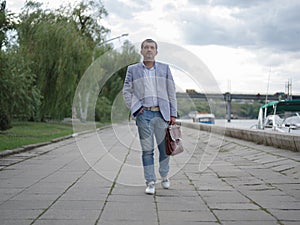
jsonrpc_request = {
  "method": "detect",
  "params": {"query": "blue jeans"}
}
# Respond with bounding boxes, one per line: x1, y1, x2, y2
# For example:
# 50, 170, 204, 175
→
136, 110, 169, 184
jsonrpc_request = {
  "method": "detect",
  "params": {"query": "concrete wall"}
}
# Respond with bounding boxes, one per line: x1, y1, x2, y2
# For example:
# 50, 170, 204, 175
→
180, 122, 300, 152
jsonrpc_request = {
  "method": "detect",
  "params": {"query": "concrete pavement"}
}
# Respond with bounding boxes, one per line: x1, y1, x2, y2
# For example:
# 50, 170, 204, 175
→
0, 123, 299, 225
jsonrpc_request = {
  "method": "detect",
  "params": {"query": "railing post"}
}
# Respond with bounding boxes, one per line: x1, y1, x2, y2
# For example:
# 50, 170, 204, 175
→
225, 92, 232, 122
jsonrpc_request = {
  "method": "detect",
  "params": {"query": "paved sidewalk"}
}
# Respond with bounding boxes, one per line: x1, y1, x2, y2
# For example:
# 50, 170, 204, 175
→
0, 123, 299, 225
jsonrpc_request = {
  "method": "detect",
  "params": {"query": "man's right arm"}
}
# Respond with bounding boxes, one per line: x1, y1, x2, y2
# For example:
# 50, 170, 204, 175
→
123, 66, 144, 117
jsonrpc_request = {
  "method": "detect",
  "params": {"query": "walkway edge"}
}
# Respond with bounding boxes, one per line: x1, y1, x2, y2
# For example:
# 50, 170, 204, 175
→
180, 121, 300, 152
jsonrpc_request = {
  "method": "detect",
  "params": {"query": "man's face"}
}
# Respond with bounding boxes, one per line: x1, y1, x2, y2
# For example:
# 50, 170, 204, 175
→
141, 42, 157, 61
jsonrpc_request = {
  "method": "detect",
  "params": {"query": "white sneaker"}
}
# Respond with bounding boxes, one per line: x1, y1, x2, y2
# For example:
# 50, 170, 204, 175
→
145, 181, 155, 195
161, 178, 170, 189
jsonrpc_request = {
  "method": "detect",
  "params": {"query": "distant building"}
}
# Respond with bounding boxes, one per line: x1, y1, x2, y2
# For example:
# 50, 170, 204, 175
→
186, 89, 197, 94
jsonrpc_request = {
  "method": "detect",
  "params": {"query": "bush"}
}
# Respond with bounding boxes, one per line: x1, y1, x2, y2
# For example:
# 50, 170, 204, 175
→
0, 109, 11, 131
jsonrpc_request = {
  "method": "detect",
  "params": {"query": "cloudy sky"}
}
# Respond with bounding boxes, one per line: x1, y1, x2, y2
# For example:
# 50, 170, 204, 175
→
8, 0, 300, 95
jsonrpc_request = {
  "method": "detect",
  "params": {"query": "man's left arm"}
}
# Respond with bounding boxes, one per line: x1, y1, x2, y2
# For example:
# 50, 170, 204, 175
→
166, 65, 177, 124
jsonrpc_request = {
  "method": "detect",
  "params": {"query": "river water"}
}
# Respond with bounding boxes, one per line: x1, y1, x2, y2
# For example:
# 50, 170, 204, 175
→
179, 119, 300, 135
215, 119, 258, 129
179, 119, 258, 129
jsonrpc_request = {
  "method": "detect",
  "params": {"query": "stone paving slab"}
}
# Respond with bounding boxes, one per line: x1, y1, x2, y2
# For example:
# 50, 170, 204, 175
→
0, 124, 299, 225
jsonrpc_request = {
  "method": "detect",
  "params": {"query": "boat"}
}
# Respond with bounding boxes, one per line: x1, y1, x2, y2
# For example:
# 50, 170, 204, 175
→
192, 113, 215, 124
256, 99, 300, 133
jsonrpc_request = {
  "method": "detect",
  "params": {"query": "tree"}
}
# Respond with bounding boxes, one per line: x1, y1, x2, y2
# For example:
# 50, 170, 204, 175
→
1, 0, 138, 128
16, 0, 110, 121
0, 1, 37, 130
0, 1, 10, 124
0, 0, 15, 48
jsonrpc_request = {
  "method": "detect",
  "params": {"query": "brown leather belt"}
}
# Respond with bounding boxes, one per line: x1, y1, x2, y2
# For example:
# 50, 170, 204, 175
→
144, 106, 160, 112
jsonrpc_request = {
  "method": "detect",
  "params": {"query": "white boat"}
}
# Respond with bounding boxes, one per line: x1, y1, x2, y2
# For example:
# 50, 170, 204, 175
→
256, 99, 300, 133
192, 113, 215, 124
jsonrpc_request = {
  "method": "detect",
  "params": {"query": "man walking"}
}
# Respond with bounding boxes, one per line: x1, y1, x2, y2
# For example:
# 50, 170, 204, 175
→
123, 39, 177, 194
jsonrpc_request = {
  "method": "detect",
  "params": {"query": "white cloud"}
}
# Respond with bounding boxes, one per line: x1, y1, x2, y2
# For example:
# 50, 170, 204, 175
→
178, 0, 300, 52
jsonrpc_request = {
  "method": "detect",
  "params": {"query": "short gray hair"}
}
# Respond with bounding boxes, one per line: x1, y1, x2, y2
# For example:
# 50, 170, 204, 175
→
141, 39, 158, 49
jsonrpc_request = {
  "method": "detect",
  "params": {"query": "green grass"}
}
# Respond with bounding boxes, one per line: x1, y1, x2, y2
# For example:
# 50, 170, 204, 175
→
0, 122, 74, 152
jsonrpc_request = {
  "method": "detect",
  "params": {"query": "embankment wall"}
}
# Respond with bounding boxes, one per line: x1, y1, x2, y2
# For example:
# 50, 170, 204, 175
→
181, 122, 300, 152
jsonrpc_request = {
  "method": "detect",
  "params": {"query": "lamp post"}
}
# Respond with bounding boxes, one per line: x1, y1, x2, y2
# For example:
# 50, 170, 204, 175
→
92, 33, 129, 62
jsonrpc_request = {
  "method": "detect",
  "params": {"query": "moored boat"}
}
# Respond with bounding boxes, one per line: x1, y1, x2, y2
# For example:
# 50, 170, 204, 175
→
192, 113, 215, 124
256, 99, 300, 133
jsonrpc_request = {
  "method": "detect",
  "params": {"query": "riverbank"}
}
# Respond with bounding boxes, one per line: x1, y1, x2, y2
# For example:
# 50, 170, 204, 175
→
179, 120, 300, 152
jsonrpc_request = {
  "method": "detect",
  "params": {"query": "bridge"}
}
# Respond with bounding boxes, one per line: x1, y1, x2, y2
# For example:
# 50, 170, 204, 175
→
177, 92, 300, 101
177, 92, 300, 121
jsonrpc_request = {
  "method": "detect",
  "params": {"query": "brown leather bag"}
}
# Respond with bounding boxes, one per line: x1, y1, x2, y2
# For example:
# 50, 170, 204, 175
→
165, 125, 184, 156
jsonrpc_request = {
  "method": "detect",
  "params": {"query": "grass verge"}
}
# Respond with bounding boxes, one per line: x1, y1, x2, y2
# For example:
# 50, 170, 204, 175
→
0, 122, 74, 152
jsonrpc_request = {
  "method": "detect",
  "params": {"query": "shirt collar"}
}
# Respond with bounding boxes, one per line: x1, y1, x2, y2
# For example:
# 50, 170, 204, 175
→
142, 61, 156, 70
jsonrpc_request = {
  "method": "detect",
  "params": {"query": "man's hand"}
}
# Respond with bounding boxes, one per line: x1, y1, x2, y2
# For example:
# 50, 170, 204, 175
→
169, 116, 176, 125
138, 107, 145, 115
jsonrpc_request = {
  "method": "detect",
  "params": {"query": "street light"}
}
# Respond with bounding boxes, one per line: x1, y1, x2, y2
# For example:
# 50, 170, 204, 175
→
92, 33, 129, 62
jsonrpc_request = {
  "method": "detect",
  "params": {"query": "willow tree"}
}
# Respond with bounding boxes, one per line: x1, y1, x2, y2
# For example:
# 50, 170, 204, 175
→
0, 0, 12, 130
17, 0, 109, 121
0, 1, 39, 130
